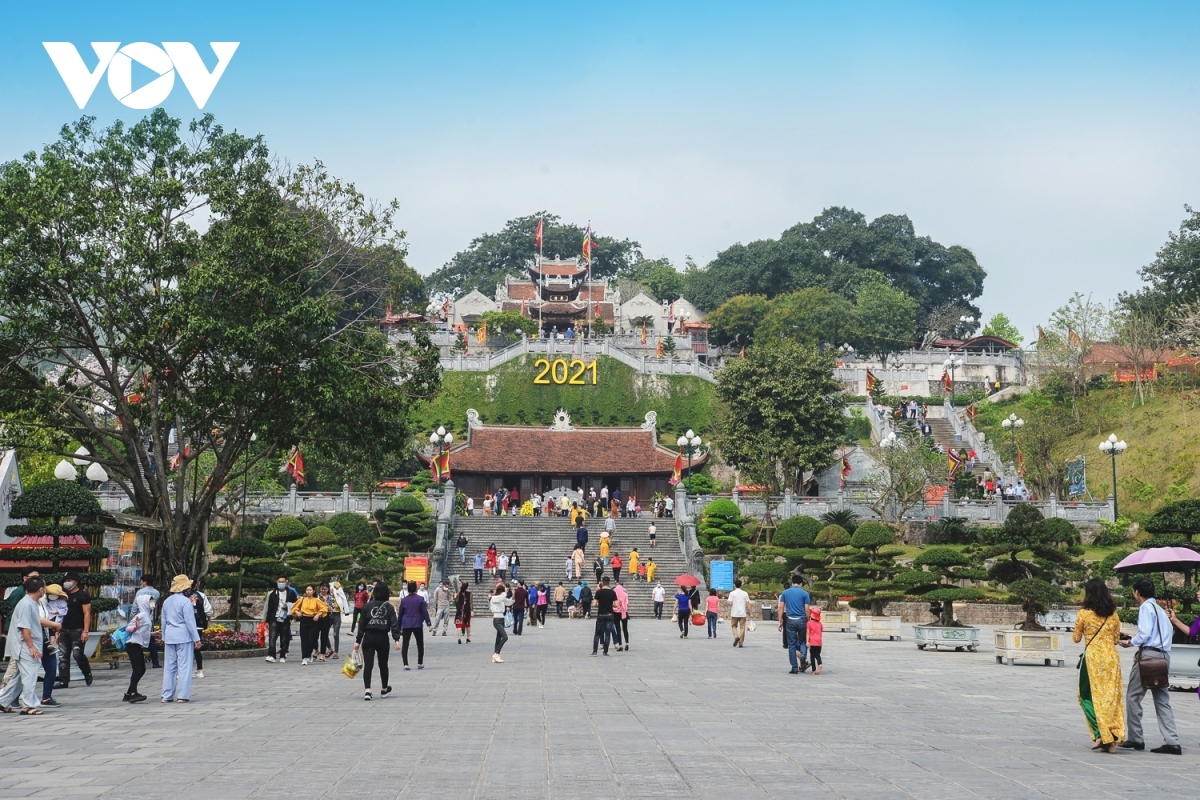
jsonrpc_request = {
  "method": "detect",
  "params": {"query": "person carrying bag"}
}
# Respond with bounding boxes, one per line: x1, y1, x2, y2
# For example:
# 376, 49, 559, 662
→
1119, 579, 1181, 755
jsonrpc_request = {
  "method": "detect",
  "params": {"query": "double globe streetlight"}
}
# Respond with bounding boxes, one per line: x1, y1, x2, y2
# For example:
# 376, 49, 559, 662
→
1098, 433, 1128, 519
677, 429, 704, 483
56, 445, 108, 484
1000, 413, 1024, 464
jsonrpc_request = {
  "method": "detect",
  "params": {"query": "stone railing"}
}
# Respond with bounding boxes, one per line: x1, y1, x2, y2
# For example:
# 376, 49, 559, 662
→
944, 398, 1013, 484
429, 482, 455, 588
686, 492, 1112, 526
94, 484, 430, 518
674, 486, 706, 583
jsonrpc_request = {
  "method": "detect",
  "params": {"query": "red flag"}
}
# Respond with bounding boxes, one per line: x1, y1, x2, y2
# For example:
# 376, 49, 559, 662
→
286, 447, 306, 485
941, 370, 953, 394
948, 449, 963, 478
640, 325, 648, 345
966, 403, 977, 421
430, 454, 441, 482
535, 218, 543, 250
439, 448, 451, 481
582, 224, 593, 262
656, 339, 663, 358
1016, 450, 1025, 476
865, 369, 881, 394
594, 302, 602, 316
669, 450, 683, 486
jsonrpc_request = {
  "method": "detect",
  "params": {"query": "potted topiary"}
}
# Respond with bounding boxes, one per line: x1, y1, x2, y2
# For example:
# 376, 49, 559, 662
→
697, 499, 749, 555
903, 546, 986, 652
983, 504, 1079, 666
838, 522, 906, 640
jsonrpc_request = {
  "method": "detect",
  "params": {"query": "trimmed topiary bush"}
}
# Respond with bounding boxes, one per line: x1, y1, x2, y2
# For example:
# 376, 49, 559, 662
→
772, 516, 822, 548
265, 516, 308, 545
380, 494, 435, 552
741, 560, 790, 583
697, 499, 749, 554
814, 524, 850, 549
11, 480, 100, 522
327, 512, 376, 548
850, 522, 894, 553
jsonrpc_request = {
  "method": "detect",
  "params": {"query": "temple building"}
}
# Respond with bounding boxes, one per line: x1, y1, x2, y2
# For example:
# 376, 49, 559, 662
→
446, 257, 705, 336
417, 409, 706, 504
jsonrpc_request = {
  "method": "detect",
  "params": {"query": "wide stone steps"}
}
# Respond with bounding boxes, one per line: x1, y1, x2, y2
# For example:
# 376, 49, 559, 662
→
925, 418, 991, 477
449, 516, 688, 618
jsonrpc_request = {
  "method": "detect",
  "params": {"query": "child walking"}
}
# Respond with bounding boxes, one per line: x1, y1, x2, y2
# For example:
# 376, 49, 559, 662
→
807, 607, 824, 675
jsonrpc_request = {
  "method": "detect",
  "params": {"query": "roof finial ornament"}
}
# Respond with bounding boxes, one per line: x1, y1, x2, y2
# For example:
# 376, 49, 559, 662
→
641, 411, 658, 431
549, 408, 575, 431
466, 408, 483, 430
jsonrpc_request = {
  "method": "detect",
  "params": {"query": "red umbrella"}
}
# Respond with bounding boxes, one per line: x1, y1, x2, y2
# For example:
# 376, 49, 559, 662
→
674, 574, 701, 587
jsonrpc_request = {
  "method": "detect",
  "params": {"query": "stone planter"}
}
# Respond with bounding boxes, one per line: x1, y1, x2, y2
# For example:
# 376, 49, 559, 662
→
855, 615, 902, 641
913, 624, 980, 652
822, 611, 852, 633
992, 628, 1065, 666
1168, 644, 1200, 689
1036, 609, 1078, 631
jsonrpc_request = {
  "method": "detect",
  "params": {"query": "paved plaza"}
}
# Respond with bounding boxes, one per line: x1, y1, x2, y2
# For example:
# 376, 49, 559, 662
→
0, 617, 1197, 799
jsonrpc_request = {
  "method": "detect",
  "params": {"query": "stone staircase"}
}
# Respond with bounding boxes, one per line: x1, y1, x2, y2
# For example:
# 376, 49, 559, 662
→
448, 515, 689, 618
925, 417, 991, 477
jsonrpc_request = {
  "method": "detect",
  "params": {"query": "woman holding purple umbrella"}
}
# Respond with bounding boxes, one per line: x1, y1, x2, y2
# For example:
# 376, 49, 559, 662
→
1166, 587, 1200, 697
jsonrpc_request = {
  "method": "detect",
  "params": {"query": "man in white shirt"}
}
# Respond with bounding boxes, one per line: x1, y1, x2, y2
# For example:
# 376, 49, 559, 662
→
416, 583, 429, 602
652, 583, 665, 620
728, 579, 750, 648
664, 496, 674, 518
465, 496, 474, 514
1119, 579, 1180, 754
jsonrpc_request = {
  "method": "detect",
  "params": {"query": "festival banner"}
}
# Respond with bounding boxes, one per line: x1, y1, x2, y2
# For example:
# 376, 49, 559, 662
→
1065, 456, 1086, 498
1114, 365, 1156, 383
286, 447, 305, 485
669, 450, 683, 485
865, 369, 881, 394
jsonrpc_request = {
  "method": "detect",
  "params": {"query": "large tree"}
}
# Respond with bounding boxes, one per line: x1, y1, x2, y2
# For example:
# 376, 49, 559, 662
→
755, 288, 857, 348
854, 281, 919, 365
705, 294, 769, 348
685, 207, 986, 323
425, 212, 642, 297
0, 112, 440, 581
713, 339, 846, 493
1123, 205, 1200, 317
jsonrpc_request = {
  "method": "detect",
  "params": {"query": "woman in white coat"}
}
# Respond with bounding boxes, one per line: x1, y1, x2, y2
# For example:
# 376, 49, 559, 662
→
123, 593, 154, 702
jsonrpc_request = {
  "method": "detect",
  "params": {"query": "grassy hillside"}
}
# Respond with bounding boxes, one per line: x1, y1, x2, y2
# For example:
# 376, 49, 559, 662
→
415, 355, 718, 441
975, 384, 1200, 520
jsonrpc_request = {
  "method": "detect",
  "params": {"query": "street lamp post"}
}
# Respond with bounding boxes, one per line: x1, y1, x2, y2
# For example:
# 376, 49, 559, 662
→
676, 429, 703, 486
1000, 413, 1024, 465
429, 426, 454, 482
1098, 433, 1128, 519
943, 357, 964, 396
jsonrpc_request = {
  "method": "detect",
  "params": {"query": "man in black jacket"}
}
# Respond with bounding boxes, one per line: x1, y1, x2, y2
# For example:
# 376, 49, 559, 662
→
263, 576, 298, 663
592, 578, 617, 656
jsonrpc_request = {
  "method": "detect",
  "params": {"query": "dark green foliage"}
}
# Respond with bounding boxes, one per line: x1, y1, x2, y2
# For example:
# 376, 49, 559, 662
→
819, 509, 859, 533
772, 516, 822, 548
0, 546, 108, 561
849, 522, 894, 553
264, 517, 308, 544
681, 473, 722, 494
843, 415, 872, 443
208, 536, 281, 620
925, 517, 976, 545
0, 570, 114, 588
454, 492, 468, 516
814, 524, 851, 548
1145, 500, 1200, 544
379, 494, 435, 552
697, 499, 749, 554
741, 560, 790, 583
302, 526, 339, 549
11, 480, 100, 522
207, 523, 268, 542
327, 513, 377, 548
1006, 578, 1066, 630
909, 547, 987, 626
983, 504, 1081, 588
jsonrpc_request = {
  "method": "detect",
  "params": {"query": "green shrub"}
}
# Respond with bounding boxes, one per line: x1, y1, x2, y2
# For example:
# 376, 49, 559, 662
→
741, 560, 790, 583
11, 481, 99, 521
814, 524, 850, 548
302, 526, 339, 549
380, 494, 435, 552
772, 516, 822, 548
327, 513, 376, 548
850, 522, 894, 551
265, 516, 308, 544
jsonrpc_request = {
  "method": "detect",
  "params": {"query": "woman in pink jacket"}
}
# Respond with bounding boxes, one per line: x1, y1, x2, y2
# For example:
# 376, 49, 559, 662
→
612, 582, 630, 651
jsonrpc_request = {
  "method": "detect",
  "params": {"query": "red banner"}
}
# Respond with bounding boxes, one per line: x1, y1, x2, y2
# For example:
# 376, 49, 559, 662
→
1114, 366, 1156, 383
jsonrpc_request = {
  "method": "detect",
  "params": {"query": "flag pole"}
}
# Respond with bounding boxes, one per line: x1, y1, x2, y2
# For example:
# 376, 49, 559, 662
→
537, 216, 543, 339
586, 220, 592, 340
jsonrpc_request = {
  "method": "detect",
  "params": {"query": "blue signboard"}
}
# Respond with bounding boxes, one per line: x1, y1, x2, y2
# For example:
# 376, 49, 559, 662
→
710, 560, 734, 591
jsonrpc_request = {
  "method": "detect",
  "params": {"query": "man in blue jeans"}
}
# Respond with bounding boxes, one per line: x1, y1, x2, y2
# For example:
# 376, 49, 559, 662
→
777, 575, 810, 674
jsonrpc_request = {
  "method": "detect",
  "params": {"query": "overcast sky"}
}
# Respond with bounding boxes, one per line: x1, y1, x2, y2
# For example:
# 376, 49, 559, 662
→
3, 1, 1198, 340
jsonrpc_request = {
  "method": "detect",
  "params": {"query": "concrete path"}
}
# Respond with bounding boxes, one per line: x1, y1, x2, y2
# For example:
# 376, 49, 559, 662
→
0, 618, 1195, 799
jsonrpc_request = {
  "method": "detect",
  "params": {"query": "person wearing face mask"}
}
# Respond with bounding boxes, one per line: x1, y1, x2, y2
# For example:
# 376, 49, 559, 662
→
56, 572, 93, 689
263, 576, 298, 664
351, 582, 370, 635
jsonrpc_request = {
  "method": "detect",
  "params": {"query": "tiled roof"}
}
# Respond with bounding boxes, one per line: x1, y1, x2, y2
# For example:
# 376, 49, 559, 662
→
505, 282, 538, 300
419, 425, 704, 475
531, 260, 586, 277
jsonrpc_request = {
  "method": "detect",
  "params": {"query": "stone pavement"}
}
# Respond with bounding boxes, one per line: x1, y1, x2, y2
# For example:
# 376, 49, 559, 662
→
0, 617, 1197, 799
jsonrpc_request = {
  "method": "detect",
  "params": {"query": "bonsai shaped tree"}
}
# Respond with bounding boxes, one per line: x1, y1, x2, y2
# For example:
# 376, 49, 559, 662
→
1143, 499, 1200, 612
3, 480, 115, 612
828, 522, 907, 617
1006, 578, 1067, 631
264, 516, 308, 558
771, 516, 822, 549
805, 524, 853, 610
206, 536, 282, 622
379, 494, 436, 553
982, 504, 1082, 629
904, 547, 987, 627
697, 499, 749, 555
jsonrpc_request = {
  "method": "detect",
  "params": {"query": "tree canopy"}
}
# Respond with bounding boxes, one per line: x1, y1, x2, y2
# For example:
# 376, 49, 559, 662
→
713, 340, 846, 493
684, 207, 985, 329
0, 112, 441, 580
425, 212, 642, 297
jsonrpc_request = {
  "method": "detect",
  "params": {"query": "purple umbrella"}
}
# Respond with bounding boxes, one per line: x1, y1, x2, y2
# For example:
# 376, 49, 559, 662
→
1113, 547, 1200, 574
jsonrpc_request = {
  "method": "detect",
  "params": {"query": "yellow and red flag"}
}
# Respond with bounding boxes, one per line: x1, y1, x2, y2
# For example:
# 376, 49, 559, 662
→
656, 338, 663, 358
286, 447, 306, 485
669, 449, 683, 486
535, 217, 543, 250
948, 449, 963, 479
640, 325, 648, 345
865, 369, 881, 394
582, 225, 593, 262
439, 448, 451, 481
430, 452, 441, 482
941, 369, 953, 394
966, 403, 977, 421
477, 322, 487, 344
739, 346, 745, 359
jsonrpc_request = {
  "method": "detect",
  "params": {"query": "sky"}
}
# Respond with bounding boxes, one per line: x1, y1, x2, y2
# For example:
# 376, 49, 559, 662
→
1, 1, 1198, 340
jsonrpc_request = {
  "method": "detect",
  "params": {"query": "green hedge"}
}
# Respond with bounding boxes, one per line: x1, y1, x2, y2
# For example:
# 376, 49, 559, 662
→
772, 516, 822, 548
0, 570, 115, 588
0, 547, 110, 561
741, 560, 790, 583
